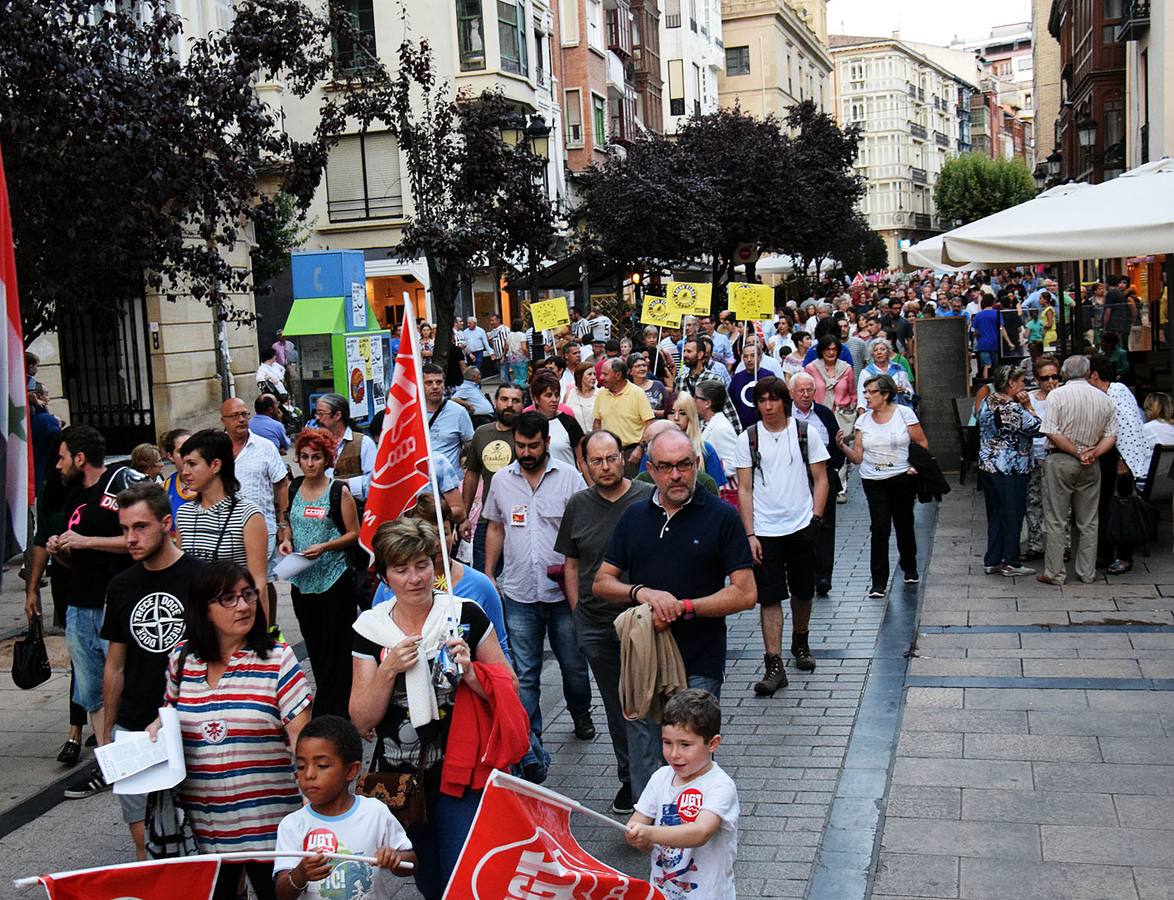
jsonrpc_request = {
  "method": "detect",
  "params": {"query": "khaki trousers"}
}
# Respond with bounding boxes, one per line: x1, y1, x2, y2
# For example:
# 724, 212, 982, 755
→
1042, 452, 1101, 583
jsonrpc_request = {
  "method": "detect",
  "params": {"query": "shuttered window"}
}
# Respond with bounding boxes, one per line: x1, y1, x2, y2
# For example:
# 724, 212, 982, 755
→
325, 132, 403, 222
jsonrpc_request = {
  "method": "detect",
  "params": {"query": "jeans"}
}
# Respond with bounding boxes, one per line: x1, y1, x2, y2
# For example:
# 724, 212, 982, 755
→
981, 471, 1030, 567
574, 608, 631, 785
502, 595, 592, 773
628, 673, 722, 799
408, 788, 483, 900
510, 361, 529, 386
472, 519, 503, 578
290, 573, 358, 719
861, 473, 918, 589
812, 468, 840, 587
65, 606, 107, 712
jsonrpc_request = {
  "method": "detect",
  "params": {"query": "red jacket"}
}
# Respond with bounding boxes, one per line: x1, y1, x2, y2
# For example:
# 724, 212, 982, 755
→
439, 662, 530, 798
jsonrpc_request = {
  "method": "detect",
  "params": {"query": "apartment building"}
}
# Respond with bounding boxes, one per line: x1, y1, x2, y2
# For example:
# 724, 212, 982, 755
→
718, 0, 833, 121
661, 0, 724, 132
950, 22, 1036, 166
829, 35, 977, 267
1116, 0, 1172, 168
1033, 0, 1063, 164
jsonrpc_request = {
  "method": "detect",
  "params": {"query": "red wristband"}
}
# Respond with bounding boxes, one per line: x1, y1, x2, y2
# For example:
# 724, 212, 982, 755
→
681, 598, 696, 620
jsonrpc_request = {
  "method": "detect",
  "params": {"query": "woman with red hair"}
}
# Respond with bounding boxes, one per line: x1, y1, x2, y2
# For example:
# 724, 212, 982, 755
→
278, 428, 360, 718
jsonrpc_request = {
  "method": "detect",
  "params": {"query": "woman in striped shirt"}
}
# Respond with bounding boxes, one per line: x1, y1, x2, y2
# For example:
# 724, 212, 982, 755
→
154, 560, 311, 900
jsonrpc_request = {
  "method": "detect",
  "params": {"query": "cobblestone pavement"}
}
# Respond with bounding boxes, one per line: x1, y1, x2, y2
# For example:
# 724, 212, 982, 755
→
2, 473, 1171, 899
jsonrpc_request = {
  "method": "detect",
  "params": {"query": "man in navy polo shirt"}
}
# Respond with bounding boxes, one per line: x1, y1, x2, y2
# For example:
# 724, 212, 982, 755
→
594, 427, 756, 795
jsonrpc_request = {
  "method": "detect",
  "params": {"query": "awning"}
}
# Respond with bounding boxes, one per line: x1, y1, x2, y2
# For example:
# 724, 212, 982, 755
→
283, 297, 345, 336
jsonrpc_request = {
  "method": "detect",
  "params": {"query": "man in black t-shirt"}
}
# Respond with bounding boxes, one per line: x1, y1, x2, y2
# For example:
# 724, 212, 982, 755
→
99, 481, 203, 858
53, 426, 142, 801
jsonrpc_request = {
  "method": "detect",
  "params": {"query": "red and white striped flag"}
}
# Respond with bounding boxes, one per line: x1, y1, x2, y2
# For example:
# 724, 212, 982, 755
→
0, 142, 30, 564
32, 857, 220, 900
359, 297, 431, 555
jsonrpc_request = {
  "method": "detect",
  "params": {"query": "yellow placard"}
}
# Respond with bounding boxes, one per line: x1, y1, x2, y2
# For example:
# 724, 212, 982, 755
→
666, 281, 712, 316
639, 295, 683, 328
530, 297, 571, 332
728, 283, 774, 321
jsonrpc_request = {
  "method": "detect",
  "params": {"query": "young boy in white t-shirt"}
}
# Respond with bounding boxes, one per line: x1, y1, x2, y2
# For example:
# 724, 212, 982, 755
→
273, 716, 415, 899
626, 690, 739, 900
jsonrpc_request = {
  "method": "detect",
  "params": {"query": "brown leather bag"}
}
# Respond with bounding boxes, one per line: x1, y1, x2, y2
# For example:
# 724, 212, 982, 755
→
357, 770, 428, 831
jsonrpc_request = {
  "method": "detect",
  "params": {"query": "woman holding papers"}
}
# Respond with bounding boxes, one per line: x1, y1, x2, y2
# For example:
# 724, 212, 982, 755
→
277, 428, 359, 720
155, 560, 311, 900
350, 518, 520, 900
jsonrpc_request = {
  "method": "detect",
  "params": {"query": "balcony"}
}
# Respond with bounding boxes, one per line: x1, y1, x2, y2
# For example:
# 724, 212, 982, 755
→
913, 213, 932, 230
911, 167, 927, 184
606, 49, 630, 91
665, 12, 681, 27
910, 122, 928, 140
606, 6, 632, 59
1116, 0, 1150, 41
934, 130, 949, 147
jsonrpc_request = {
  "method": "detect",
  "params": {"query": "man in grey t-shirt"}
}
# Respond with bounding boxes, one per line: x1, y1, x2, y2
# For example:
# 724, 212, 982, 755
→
555, 429, 654, 816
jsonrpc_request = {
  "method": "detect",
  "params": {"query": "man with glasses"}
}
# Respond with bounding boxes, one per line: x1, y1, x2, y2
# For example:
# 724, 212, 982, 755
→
555, 430, 654, 815
594, 427, 756, 795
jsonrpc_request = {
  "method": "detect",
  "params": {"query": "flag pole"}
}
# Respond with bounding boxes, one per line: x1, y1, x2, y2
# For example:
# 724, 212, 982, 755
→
488, 770, 632, 833
402, 292, 454, 594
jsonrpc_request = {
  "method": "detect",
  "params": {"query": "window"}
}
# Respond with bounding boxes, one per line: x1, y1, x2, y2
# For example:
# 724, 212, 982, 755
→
1103, 0, 1123, 18
559, 0, 578, 44
725, 45, 749, 76
334, 0, 377, 73
325, 132, 403, 222
592, 93, 607, 146
498, 0, 527, 75
534, 25, 547, 87
457, 0, 485, 71
587, 0, 603, 50
565, 89, 583, 146
668, 59, 685, 116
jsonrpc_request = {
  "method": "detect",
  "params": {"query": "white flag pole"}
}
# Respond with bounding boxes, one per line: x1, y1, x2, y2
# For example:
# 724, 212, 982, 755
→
488, 770, 631, 833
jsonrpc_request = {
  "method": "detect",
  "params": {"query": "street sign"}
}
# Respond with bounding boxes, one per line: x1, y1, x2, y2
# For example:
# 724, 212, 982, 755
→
666, 281, 711, 316
728, 283, 773, 321
735, 242, 760, 265
639, 294, 683, 328
530, 296, 571, 332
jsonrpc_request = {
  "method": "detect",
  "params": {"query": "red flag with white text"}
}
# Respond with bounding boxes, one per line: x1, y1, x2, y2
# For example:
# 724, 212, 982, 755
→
444, 770, 664, 899
0, 142, 30, 562
35, 857, 220, 900
359, 298, 430, 554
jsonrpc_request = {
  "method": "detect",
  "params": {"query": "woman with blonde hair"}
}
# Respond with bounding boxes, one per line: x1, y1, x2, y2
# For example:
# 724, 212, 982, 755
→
667, 392, 726, 485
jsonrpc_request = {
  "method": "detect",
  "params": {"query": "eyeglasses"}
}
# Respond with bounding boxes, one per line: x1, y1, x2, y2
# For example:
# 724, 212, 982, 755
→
1038, 374, 1060, 382
209, 588, 260, 609
588, 453, 623, 467
221, 411, 249, 419
650, 458, 695, 474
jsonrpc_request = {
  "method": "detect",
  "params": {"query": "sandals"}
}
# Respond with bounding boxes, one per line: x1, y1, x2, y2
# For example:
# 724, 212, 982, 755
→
56, 739, 81, 767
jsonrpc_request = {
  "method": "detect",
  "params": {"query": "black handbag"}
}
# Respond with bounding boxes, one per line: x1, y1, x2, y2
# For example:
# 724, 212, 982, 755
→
1106, 491, 1159, 547
12, 615, 51, 690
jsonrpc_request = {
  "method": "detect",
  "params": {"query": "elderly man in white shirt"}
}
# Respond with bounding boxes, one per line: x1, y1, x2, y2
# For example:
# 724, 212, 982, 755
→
694, 379, 739, 480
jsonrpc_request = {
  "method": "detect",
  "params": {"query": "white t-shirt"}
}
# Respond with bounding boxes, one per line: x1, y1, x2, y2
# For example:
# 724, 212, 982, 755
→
1143, 418, 1174, 449
548, 415, 578, 471
734, 419, 830, 536
701, 413, 738, 478
635, 763, 739, 900
856, 405, 920, 480
273, 795, 412, 898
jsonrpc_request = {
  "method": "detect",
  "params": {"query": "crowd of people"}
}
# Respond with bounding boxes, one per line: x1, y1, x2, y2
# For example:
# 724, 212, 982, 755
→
18, 263, 1173, 899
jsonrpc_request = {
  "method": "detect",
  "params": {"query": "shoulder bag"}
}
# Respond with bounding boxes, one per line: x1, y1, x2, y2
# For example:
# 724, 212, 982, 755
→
12, 615, 52, 690
1107, 490, 1159, 548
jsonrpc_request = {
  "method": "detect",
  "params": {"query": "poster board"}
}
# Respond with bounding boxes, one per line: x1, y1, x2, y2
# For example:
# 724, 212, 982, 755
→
666, 281, 712, 316
727, 283, 774, 321
639, 294, 684, 328
530, 297, 571, 332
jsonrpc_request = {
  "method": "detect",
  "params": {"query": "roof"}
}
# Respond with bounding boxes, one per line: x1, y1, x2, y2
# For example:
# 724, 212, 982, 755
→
828, 34, 888, 49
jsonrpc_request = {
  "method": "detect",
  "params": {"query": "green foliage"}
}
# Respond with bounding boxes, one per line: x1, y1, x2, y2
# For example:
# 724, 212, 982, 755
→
831, 214, 889, 275
252, 192, 314, 292
933, 153, 1038, 226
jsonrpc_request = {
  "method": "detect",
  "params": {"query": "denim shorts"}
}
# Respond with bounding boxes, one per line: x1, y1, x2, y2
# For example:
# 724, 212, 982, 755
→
65, 605, 107, 712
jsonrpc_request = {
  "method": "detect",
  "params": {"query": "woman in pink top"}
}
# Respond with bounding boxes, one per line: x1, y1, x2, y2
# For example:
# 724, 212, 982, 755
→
805, 335, 857, 436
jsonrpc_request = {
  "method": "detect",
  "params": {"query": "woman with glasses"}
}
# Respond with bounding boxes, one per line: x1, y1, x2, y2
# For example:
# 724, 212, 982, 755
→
837, 374, 928, 598
151, 560, 311, 900
1021, 355, 1063, 561
628, 352, 669, 419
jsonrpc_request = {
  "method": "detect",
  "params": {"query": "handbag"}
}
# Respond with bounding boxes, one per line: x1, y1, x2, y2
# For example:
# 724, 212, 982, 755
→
11, 615, 51, 690
357, 742, 430, 831
1106, 491, 1159, 547
145, 643, 199, 859
718, 479, 740, 512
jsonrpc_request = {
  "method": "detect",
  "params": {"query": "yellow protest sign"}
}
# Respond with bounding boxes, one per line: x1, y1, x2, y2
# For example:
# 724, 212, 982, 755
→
728, 283, 774, 321
639, 294, 683, 328
529, 297, 571, 332
666, 281, 712, 316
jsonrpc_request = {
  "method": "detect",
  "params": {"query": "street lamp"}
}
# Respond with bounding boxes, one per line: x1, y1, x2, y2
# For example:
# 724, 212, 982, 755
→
1033, 163, 1048, 190
1046, 149, 1062, 179
525, 115, 551, 160
500, 111, 526, 146
1077, 115, 1097, 149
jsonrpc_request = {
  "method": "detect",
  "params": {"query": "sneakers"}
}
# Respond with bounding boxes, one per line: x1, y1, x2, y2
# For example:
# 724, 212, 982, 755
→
56, 739, 81, 767
983, 565, 1003, 575
1001, 563, 1036, 577
572, 714, 596, 741
63, 767, 109, 800
815, 580, 832, 597
611, 783, 635, 816
792, 645, 817, 672
836, 492, 848, 504
903, 573, 920, 584
753, 653, 788, 696
868, 586, 886, 598
521, 762, 548, 785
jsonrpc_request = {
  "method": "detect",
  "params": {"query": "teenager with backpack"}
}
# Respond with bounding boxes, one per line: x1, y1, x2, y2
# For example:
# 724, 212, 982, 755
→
278, 428, 359, 719
735, 376, 830, 696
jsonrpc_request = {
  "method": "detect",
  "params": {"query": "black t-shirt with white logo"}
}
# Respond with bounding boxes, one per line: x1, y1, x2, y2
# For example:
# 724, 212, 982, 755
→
101, 553, 204, 730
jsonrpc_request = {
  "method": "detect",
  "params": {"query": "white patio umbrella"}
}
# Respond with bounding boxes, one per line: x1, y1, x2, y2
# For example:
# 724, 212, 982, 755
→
904, 235, 981, 271
942, 160, 1174, 265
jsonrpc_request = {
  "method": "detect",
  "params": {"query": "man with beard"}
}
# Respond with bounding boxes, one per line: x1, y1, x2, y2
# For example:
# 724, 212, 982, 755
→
461, 383, 524, 573
555, 430, 654, 814
484, 412, 591, 783
99, 481, 204, 859
54, 426, 144, 801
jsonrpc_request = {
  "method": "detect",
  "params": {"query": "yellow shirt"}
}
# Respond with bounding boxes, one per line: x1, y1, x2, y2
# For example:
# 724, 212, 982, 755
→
593, 381, 655, 446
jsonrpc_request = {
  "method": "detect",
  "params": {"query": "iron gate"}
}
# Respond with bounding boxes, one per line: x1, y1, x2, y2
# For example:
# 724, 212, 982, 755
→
59, 293, 156, 455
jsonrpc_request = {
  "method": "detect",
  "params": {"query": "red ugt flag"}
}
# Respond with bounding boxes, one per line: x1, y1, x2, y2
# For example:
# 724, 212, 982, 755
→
445, 770, 665, 900
0, 142, 30, 561
36, 857, 220, 900
359, 297, 430, 555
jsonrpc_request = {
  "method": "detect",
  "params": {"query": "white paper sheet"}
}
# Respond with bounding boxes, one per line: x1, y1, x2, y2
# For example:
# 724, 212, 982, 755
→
95, 731, 167, 783
274, 552, 315, 581
112, 707, 187, 795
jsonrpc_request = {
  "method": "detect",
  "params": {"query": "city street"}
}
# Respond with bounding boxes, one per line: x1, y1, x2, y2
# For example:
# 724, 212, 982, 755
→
2, 475, 1172, 898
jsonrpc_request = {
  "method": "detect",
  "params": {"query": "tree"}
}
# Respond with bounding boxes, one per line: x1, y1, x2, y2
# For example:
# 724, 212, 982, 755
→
934, 153, 1037, 226
252, 191, 315, 293
830, 214, 889, 275
0, 0, 380, 347
389, 39, 558, 373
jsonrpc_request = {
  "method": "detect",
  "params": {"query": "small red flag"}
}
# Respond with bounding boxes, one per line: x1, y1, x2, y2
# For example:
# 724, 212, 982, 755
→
444, 771, 664, 899
36, 857, 220, 900
359, 298, 431, 555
